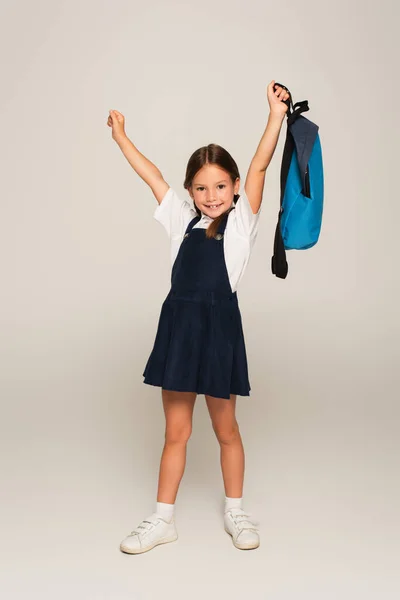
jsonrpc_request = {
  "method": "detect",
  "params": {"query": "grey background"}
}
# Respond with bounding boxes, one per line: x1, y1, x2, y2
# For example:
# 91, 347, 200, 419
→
1, 0, 399, 598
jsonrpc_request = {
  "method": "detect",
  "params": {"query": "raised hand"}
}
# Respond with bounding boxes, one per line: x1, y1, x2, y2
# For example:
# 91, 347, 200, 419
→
107, 109, 127, 141
266, 80, 290, 118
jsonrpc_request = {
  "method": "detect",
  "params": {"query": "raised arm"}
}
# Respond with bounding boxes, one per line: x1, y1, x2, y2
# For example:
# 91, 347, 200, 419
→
244, 81, 290, 214
107, 109, 169, 204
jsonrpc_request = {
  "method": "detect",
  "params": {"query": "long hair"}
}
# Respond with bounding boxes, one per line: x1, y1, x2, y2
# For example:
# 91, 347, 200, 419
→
183, 143, 240, 239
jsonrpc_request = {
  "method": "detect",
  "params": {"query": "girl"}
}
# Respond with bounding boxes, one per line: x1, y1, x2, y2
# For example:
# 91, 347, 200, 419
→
107, 80, 290, 554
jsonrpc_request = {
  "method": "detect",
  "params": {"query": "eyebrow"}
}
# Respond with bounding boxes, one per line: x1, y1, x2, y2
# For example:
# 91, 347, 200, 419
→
194, 180, 228, 185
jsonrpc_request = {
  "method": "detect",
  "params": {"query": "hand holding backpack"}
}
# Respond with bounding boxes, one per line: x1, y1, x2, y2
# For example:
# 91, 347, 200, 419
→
271, 83, 324, 279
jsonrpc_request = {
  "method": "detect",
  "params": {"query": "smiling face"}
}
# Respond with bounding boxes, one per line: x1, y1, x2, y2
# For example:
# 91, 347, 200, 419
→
188, 164, 240, 219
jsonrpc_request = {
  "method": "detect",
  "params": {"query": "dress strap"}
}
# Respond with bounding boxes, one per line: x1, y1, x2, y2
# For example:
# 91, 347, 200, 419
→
184, 215, 201, 234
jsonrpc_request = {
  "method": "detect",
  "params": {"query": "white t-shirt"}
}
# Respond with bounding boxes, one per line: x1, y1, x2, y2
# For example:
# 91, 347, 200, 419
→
154, 186, 262, 293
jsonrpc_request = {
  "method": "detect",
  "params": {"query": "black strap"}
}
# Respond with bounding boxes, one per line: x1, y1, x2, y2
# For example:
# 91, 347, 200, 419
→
271, 126, 294, 278
287, 100, 310, 126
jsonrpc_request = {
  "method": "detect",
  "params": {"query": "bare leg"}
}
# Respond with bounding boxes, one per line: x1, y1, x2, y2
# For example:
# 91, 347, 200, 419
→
156, 389, 197, 504
205, 394, 244, 497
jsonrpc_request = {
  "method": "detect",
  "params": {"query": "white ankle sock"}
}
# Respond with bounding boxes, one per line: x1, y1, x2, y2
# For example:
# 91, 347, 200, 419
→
156, 501, 175, 522
225, 496, 243, 511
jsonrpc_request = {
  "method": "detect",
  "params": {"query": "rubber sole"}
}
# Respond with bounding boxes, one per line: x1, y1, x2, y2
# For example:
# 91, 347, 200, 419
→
224, 526, 260, 550
120, 533, 178, 554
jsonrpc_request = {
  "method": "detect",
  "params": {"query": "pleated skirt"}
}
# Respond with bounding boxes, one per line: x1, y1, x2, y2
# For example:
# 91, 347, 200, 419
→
143, 288, 251, 399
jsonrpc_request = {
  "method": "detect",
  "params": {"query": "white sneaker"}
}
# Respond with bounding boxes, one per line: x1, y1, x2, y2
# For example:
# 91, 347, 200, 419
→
120, 512, 178, 554
224, 508, 260, 550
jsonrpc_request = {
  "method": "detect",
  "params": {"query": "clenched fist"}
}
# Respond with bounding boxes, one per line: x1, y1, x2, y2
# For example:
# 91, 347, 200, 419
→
107, 109, 126, 141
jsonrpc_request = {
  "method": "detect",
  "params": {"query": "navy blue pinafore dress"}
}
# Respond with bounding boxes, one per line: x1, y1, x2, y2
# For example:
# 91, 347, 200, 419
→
143, 209, 251, 399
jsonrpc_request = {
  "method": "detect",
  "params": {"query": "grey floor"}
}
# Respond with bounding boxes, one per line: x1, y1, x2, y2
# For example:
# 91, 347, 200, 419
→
2, 353, 398, 600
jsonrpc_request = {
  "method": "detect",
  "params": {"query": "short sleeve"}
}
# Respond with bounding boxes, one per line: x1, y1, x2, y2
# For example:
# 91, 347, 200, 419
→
233, 188, 262, 239
154, 187, 196, 239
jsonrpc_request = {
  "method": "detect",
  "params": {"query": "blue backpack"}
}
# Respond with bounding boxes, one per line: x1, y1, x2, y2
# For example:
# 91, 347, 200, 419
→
271, 83, 324, 278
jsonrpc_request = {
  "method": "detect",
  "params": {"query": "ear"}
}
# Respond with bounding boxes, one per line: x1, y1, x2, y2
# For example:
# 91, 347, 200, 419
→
234, 177, 240, 195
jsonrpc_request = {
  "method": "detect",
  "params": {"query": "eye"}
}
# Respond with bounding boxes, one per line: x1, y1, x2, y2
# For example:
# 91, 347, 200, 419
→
195, 185, 226, 192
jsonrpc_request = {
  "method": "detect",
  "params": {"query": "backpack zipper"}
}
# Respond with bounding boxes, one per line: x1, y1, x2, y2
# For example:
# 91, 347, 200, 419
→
304, 166, 311, 198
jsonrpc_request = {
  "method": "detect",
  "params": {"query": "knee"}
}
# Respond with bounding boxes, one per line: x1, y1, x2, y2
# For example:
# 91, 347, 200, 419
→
213, 421, 240, 445
165, 423, 192, 445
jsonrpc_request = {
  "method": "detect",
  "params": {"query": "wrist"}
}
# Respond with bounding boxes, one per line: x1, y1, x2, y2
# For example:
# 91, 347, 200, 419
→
113, 132, 128, 145
268, 110, 285, 125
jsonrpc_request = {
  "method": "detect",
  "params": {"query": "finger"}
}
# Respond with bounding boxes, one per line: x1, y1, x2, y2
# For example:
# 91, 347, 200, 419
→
109, 109, 120, 121
278, 87, 288, 100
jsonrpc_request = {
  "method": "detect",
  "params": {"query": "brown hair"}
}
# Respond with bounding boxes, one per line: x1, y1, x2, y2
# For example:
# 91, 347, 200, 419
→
183, 143, 240, 239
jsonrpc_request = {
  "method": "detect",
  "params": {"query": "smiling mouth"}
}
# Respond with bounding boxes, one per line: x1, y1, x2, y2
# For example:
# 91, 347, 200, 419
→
207, 204, 222, 210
